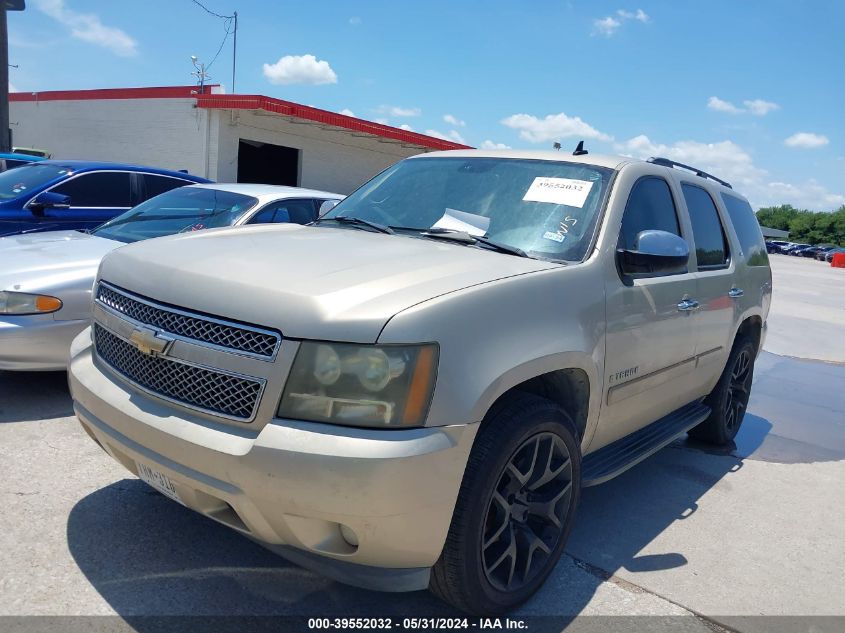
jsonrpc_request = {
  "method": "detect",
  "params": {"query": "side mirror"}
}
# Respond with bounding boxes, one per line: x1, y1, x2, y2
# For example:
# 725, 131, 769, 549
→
319, 199, 340, 216
29, 191, 71, 213
619, 230, 689, 276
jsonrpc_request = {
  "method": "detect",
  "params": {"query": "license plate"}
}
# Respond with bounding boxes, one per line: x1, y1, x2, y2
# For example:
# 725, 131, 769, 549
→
136, 461, 183, 505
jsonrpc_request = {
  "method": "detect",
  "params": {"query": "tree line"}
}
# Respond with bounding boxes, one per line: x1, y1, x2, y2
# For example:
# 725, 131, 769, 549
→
756, 204, 845, 246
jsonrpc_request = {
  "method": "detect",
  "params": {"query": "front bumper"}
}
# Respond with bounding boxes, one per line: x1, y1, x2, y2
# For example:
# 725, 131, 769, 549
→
0, 315, 88, 371
68, 333, 477, 591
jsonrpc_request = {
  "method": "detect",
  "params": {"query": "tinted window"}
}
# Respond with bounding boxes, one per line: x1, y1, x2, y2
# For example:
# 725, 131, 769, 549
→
250, 199, 317, 225
144, 174, 190, 200
0, 163, 72, 200
4, 159, 28, 170
721, 193, 769, 267
52, 171, 132, 207
682, 184, 729, 268
92, 187, 256, 243
619, 177, 680, 250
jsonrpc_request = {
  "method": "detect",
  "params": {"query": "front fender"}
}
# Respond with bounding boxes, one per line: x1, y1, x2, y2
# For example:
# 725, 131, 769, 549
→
378, 263, 606, 449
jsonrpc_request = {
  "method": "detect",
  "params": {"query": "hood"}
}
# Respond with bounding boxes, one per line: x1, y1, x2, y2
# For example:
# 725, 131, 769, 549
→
0, 230, 121, 319
98, 224, 558, 342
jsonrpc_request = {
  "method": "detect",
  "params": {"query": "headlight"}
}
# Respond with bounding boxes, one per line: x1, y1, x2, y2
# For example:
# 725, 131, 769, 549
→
0, 291, 63, 315
278, 341, 438, 428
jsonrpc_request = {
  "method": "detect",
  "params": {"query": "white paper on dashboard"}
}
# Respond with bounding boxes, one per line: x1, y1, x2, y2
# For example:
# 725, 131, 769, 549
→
522, 177, 594, 208
432, 208, 490, 237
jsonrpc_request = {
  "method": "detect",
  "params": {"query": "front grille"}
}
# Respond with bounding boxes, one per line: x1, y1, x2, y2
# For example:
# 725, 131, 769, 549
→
94, 324, 264, 421
96, 283, 280, 358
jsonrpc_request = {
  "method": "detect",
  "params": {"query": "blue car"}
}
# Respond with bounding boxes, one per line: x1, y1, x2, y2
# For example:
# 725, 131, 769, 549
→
0, 152, 46, 172
0, 160, 210, 236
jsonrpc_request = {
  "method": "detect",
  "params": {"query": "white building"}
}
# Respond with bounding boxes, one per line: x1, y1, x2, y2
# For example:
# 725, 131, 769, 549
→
9, 85, 469, 194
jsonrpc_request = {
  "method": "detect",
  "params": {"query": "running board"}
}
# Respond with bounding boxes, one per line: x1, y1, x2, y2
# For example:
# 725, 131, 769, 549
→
582, 402, 711, 486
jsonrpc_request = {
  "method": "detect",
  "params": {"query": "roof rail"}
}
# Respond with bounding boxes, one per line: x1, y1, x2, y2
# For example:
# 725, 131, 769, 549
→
647, 157, 732, 189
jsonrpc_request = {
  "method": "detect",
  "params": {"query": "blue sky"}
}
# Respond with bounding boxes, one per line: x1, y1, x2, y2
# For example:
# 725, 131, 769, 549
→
9, 0, 844, 210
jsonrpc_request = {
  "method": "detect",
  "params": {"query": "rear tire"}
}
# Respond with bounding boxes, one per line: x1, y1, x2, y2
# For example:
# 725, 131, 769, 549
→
430, 392, 581, 614
689, 336, 756, 445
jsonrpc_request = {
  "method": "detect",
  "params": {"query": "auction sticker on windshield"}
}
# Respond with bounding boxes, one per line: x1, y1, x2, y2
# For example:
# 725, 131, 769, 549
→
137, 461, 183, 504
523, 177, 593, 207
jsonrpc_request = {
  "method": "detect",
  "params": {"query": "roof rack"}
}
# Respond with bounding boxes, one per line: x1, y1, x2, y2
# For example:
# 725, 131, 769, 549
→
647, 157, 732, 189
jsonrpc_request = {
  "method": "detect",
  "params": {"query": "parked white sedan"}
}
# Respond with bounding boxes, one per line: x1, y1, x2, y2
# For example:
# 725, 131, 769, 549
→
0, 183, 342, 370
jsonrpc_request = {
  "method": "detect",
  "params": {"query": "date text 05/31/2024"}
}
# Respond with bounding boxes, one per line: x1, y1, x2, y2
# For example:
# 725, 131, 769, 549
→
307, 618, 528, 630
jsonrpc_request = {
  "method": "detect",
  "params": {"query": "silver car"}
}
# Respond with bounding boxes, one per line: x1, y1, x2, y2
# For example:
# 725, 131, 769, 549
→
69, 150, 771, 613
0, 184, 342, 370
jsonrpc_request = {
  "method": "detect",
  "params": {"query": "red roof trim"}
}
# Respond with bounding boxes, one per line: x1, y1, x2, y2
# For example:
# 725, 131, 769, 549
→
9, 85, 471, 152
9, 85, 216, 102
195, 94, 471, 151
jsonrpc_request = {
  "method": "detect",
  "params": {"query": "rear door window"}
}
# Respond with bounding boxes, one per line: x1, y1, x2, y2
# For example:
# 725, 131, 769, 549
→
681, 183, 729, 269
249, 199, 318, 225
143, 174, 192, 200
721, 193, 769, 266
51, 171, 132, 207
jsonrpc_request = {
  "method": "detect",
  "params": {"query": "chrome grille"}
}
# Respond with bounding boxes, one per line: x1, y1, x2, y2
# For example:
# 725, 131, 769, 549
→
94, 324, 264, 421
96, 282, 280, 358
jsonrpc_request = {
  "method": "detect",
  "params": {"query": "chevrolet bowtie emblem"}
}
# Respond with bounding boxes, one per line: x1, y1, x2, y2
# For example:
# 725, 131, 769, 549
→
128, 326, 174, 357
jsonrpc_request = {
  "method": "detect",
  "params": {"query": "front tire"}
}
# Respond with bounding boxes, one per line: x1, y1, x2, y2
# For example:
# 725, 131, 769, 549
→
430, 393, 581, 614
689, 336, 756, 445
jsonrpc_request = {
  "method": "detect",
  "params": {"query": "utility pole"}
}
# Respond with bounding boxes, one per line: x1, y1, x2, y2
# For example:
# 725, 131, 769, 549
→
231, 11, 237, 93
0, 1, 25, 153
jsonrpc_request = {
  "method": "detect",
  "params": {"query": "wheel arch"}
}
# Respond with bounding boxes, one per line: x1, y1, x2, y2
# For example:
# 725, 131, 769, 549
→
472, 352, 601, 446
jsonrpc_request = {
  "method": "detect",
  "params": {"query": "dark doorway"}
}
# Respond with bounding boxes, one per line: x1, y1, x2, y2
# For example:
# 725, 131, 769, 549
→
237, 139, 299, 186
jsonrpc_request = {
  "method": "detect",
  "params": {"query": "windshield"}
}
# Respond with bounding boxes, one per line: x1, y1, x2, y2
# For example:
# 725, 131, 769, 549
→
323, 157, 614, 261
93, 187, 257, 243
0, 163, 72, 200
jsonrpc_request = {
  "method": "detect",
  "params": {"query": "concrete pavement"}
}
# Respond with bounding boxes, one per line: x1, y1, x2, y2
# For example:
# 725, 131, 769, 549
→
0, 254, 842, 631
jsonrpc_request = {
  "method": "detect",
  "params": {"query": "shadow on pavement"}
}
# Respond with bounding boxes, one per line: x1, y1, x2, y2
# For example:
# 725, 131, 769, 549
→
0, 370, 74, 423
65, 416, 772, 619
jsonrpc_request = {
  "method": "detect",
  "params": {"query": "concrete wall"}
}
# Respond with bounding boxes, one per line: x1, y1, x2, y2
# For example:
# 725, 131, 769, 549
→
10, 98, 430, 194
214, 109, 427, 194
10, 98, 213, 178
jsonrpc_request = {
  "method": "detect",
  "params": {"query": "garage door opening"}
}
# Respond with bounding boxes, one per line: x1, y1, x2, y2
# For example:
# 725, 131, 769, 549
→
237, 139, 299, 186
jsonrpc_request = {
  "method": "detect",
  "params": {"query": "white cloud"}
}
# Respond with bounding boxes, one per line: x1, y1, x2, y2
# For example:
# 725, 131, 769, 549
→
339, 108, 355, 117
376, 105, 421, 117
784, 132, 829, 149
593, 16, 621, 36
594, 8, 649, 36
425, 129, 467, 144
617, 9, 649, 22
9, 82, 17, 92
707, 96, 744, 114
349, 16, 362, 26
399, 123, 415, 132
743, 99, 780, 116
615, 134, 844, 210
262, 54, 338, 85
443, 114, 465, 127
32, 0, 137, 56
374, 118, 389, 125
501, 112, 612, 143
480, 140, 512, 150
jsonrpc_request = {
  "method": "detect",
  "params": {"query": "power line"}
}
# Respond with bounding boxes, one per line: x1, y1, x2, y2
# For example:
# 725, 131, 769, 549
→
191, 0, 233, 20
206, 15, 234, 71
188, 1, 239, 91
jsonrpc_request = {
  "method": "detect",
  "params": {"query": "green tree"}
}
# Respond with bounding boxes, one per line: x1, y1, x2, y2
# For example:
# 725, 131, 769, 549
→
756, 204, 845, 246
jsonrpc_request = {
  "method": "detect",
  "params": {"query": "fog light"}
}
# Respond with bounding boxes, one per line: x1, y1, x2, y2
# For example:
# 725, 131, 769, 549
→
340, 524, 359, 547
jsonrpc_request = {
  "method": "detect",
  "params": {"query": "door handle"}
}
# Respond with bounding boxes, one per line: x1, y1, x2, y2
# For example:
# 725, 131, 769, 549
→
677, 298, 700, 312
728, 288, 744, 298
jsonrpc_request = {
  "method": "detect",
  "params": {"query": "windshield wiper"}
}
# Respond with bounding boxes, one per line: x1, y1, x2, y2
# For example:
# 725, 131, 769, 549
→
313, 215, 394, 234
418, 227, 529, 258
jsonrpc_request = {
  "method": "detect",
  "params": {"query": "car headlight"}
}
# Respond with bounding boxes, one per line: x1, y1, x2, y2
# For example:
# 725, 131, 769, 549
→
0, 291, 63, 315
278, 341, 438, 428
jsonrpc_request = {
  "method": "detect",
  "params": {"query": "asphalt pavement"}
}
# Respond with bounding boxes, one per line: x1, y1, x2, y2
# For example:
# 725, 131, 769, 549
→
0, 254, 842, 632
